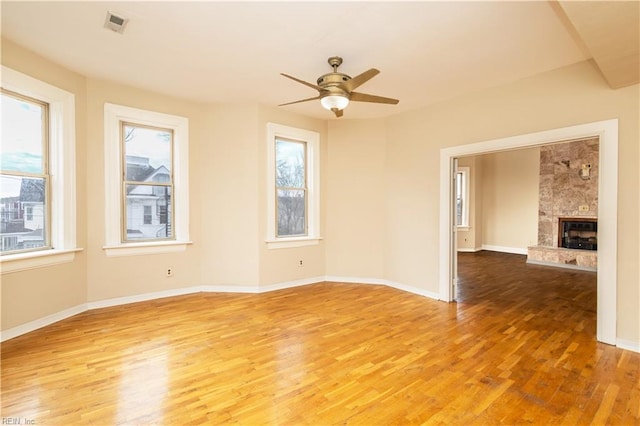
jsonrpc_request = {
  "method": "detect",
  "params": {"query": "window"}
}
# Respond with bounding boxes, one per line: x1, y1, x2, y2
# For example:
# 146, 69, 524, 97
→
456, 166, 470, 228
104, 103, 190, 256
158, 205, 168, 225
0, 66, 78, 273
276, 139, 307, 236
1, 90, 49, 254
122, 123, 173, 241
266, 123, 320, 248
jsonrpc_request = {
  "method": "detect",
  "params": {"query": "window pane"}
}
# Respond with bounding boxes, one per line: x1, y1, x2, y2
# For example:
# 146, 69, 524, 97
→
0, 175, 46, 252
1, 92, 45, 174
277, 188, 306, 236
125, 184, 172, 240
124, 124, 172, 181
275, 139, 305, 188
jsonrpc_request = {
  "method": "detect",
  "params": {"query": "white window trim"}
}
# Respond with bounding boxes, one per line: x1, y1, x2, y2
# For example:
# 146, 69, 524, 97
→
0, 66, 79, 273
266, 123, 321, 249
103, 103, 191, 257
456, 166, 470, 228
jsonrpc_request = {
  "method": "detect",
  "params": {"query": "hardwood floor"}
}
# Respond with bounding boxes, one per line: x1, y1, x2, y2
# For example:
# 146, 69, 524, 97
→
2, 251, 639, 425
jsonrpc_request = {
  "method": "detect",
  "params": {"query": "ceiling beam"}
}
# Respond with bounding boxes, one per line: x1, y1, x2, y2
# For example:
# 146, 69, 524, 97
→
556, 0, 639, 89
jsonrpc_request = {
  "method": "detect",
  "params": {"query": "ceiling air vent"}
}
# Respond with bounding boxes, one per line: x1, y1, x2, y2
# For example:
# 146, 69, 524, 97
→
104, 11, 128, 34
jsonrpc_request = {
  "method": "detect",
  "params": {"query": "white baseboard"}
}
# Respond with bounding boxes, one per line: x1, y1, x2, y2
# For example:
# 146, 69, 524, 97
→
384, 280, 440, 300
457, 247, 482, 253
257, 276, 326, 293
526, 259, 597, 272
325, 276, 440, 300
481, 244, 528, 255
1, 303, 87, 342
87, 286, 206, 310
1, 279, 327, 341
617, 338, 640, 353
324, 276, 387, 286
4, 275, 627, 354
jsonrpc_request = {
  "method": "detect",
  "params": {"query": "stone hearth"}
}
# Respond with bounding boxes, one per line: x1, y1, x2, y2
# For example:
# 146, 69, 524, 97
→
527, 246, 597, 271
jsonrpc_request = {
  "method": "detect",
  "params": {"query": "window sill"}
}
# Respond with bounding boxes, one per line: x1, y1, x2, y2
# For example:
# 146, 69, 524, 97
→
1, 248, 83, 274
457, 226, 470, 231
103, 240, 192, 257
266, 237, 323, 249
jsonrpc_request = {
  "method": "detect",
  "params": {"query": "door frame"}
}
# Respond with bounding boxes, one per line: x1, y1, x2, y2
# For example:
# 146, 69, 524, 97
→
439, 119, 618, 345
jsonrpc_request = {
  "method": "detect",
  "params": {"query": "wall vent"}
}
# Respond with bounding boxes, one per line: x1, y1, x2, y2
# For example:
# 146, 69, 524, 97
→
104, 11, 128, 34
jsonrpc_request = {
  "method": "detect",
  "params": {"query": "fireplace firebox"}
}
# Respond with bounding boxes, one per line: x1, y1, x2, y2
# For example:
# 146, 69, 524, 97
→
558, 218, 597, 251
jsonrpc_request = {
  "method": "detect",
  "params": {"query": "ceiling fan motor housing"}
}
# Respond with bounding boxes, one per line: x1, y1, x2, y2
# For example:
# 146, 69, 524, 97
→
317, 73, 351, 99
317, 73, 351, 86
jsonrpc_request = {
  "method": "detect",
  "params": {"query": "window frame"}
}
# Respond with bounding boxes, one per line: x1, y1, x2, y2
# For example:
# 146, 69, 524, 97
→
266, 123, 321, 249
120, 121, 175, 243
104, 103, 191, 257
275, 137, 308, 238
0, 66, 79, 274
455, 166, 470, 229
1, 89, 51, 254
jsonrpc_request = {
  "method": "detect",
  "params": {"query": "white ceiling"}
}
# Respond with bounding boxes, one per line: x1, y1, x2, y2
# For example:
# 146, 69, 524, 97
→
0, 1, 614, 120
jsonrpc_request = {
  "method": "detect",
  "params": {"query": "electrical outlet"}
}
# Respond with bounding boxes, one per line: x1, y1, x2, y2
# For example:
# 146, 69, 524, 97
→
579, 204, 589, 212
166, 268, 174, 277
298, 260, 304, 267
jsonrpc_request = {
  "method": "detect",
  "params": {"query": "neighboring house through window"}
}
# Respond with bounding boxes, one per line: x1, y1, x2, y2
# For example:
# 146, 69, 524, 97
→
104, 103, 190, 256
122, 123, 173, 241
0, 66, 77, 271
266, 123, 320, 248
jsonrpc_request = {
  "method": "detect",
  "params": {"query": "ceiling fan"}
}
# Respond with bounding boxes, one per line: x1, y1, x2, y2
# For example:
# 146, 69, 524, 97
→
279, 56, 399, 118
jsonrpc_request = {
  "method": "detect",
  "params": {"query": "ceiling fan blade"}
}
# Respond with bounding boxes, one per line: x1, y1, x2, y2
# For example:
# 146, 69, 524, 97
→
280, 73, 324, 91
278, 95, 322, 106
349, 91, 399, 105
331, 108, 344, 118
341, 68, 380, 92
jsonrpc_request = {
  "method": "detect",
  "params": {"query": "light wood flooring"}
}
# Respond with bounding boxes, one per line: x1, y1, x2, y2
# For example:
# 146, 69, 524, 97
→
2, 251, 639, 424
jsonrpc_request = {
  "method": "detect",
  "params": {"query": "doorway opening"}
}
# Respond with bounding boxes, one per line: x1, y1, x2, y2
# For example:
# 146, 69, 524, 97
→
439, 119, 618, 345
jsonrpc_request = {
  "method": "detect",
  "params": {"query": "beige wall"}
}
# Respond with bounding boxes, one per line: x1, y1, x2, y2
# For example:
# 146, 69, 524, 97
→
257, 106, 327, 286
384, 61, 638, 343
480, 148, 540, 251
1, 40, 327, 331
2, 40, 638, 347
1, 39, 88, 329
84, 77, 207, 302
325, 120, 386, 279
199, 104, 261, 287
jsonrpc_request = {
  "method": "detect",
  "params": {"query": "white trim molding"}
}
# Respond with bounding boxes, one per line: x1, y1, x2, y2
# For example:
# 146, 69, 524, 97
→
457, 247, 482, 253
325, 276, 440, 300
1, 248, 82, 274
0, 66, 80, 272
266, 122, 321, 249
2, 276, 440, 342
481, 245, 528, 255
1, 303, 87, 342
617, 339, 640, 353
440, 119, 618, 345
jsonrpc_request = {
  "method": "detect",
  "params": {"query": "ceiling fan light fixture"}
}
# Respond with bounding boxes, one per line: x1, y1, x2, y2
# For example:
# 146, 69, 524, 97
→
320, 95, 349, 111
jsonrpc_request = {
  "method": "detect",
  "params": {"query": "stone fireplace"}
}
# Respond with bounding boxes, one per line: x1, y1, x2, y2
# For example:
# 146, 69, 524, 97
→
527, 138, 598, 271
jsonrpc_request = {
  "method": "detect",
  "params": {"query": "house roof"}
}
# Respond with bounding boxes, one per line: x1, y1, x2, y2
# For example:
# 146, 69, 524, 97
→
1, 1, 637, 120
19, 178, 45, 202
